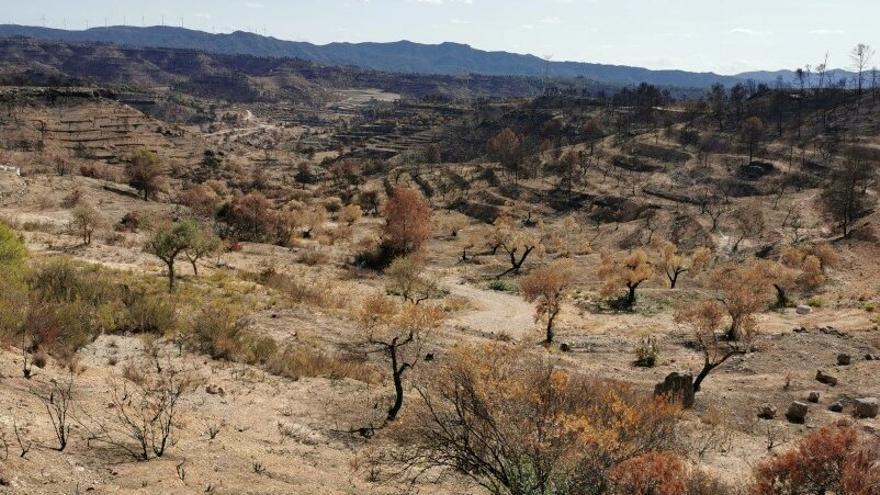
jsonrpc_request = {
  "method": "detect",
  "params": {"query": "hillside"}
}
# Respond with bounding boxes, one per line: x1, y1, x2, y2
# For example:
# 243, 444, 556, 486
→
0, 24, 852, 88
0, 33, 879, 495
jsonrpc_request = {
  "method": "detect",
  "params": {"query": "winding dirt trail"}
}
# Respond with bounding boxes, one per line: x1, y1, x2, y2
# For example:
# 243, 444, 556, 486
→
444, 279, 536, 340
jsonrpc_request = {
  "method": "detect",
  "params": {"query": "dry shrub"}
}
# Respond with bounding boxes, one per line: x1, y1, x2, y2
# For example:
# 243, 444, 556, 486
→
380, 344, 681, 494
340, 204, 363, 225
298, 248, 330, 266
381, 186, 432, 257
266, 347, 381, 383
80, 163, 123, 182
256, 267, 342, 309
609, 451, 688, 495
179, 184, 221, 217
752, 423, 879, 495
187, 306, 249, 360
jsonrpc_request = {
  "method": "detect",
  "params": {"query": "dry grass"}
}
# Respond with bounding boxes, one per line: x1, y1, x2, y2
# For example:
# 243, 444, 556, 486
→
267, 346, 382, 384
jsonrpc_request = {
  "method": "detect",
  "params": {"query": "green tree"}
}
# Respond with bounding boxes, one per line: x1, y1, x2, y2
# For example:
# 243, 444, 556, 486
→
184, 225, 222, 276
146, 220, 197, 291
0, 221, 27, 336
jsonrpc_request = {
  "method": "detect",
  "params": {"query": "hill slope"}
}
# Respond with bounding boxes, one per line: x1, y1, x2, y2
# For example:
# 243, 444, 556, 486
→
0, 24, 794, 88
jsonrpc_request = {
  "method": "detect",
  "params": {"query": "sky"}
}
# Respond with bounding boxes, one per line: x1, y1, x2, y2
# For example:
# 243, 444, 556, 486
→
3, 0, 879, 75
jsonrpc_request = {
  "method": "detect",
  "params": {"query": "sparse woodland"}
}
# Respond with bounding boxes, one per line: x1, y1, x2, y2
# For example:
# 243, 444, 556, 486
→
0, 37, 879, 495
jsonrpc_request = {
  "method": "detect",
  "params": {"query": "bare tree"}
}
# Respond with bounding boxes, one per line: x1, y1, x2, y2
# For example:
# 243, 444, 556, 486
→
32, 376, 75, 451
81, 366, 192, 461
850, 43, 875, 96
675, 300, 753, 393
357, 295, 444, 422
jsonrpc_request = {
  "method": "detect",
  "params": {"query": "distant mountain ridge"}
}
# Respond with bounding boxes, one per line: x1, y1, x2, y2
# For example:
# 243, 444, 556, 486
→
0, 24, 847, 89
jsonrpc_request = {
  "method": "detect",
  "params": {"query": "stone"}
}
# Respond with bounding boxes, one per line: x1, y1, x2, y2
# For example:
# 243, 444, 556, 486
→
786, 401, 810, 424
654, 372, 695, 409
757, 403, 777, 419
854, 398, 880, 419
807, 391, 820, 403
816, 370, 838, 386
829, 400, 846, 413
205, 384, 225, 396
559, 343, 571, 353
837, 354, 852, 366
796, 305, 813, 315
793, 326, 808, 333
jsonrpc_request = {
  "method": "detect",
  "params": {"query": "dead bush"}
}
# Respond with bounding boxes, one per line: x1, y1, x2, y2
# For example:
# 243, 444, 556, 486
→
752, 423, 878, 495
81, 366, 192, 461
378, 344, 681, 494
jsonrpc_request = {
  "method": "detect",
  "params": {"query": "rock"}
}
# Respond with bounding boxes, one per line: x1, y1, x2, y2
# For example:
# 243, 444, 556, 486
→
807, 391, 820, 403
786, 401, 810, 424
829, 400, 846, 413
796, 305, 813, 315
866, 354, 877, 361
654, 372, 695, 409
816, 370, 838, 386
205, 384, 225, 396
757, 403, 777, 419
837, 354, 852, 366
854, 398, 880, 419
793, 326, 808, 333
559, 343, 571, 353
819, 326, 847, 337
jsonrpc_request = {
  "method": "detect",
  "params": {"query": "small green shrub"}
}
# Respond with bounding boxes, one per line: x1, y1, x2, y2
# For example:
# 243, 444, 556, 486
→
864, 302, 876, 313
488, 279, 514, 292
807, 297, 825, 308
634, 336, 660, 368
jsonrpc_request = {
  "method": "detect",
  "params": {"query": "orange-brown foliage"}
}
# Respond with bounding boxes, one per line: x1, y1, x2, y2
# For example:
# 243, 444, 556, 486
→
381, 186, 432, 256
752, 424, 879, 495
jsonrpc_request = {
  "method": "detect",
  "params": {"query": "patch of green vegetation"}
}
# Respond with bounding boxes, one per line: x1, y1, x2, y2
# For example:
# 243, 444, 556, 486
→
488, 279, 514, 292
807, 296, 825, 308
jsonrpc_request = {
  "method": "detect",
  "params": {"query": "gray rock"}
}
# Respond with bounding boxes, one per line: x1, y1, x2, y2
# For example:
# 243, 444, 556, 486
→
796, 305, 813, 315
807, 391, 820, 403
816, 370, 838, 386
829, 400, 846, 413
654, 372, 695, 409
854, 398, 879, 419
786, 401, 810, 424
757, 403, 777, 419
837, 354, 852, 366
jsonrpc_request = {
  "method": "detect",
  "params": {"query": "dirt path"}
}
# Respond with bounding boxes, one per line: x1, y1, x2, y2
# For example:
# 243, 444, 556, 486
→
444, 278, 535, 340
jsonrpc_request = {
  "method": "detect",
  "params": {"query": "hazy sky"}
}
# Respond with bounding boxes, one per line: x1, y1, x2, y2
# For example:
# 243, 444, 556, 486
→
4, 0, 879, 74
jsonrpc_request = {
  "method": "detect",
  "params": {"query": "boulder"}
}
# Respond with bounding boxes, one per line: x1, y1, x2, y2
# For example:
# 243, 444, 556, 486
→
786, 401, 810, 424
654, 372, 695, 409
829, 400, 846, 413
796, 305, 813, 315
854, 398, 880, 419
757, 403, 777, 420
837, 354, 852, 366
816, 370, 838, 386
807, 391, 820, 403
205, 384, 225, 396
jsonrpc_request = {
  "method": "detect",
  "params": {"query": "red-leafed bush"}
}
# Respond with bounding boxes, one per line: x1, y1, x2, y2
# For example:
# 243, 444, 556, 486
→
752, 424, 879, 495
609, 451, 688, 495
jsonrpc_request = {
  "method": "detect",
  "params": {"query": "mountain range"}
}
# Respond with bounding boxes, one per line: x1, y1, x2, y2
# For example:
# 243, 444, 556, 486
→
0, 24, 857, 89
